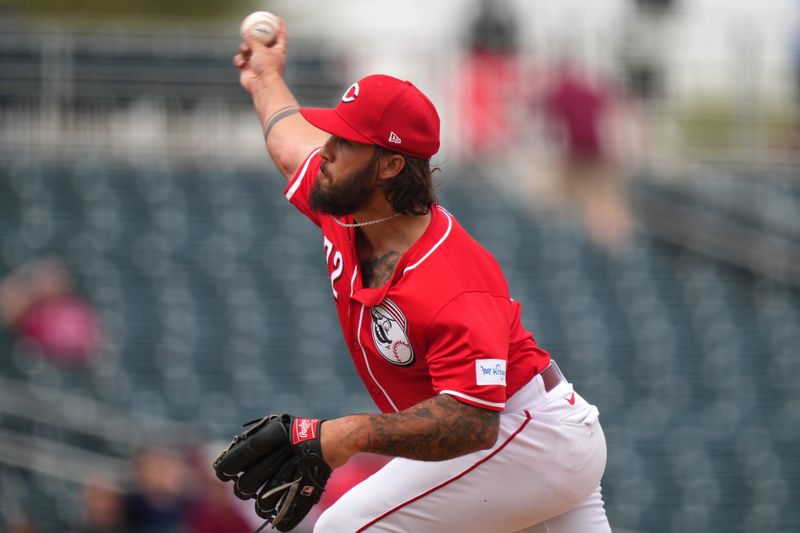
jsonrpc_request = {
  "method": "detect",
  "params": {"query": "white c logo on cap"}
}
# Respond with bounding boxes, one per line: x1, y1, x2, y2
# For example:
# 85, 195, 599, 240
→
341, 82, 359, 103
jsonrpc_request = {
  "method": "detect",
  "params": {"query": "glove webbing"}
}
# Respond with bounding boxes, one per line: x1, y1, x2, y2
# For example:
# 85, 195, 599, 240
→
252, 477, 302, 533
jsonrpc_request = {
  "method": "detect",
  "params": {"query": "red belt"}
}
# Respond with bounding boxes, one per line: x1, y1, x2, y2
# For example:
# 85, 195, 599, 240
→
539, 361, 565, 392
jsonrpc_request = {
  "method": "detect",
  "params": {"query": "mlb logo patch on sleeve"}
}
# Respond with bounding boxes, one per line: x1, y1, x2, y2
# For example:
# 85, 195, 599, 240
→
475, 359, 507, 386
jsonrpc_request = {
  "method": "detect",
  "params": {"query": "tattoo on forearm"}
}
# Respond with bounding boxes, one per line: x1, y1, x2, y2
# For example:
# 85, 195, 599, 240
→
361, 251, 401, 289
263, 106, 299, 141
364, 395, 499, 461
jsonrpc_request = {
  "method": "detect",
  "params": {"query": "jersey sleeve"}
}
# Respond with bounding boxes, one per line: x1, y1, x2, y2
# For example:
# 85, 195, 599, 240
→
425, 292, 512, 411
283, 148, 323, 227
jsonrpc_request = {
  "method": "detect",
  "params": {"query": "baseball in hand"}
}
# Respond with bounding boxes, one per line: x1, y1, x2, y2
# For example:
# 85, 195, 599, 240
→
240, 11, 279, 46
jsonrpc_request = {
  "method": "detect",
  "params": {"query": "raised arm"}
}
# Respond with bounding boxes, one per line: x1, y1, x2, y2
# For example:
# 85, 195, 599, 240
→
233, 19, 329, 181
320, 395, 500, 468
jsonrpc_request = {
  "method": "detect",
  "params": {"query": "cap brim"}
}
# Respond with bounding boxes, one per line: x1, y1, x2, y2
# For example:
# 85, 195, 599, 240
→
300, 108, 374, 145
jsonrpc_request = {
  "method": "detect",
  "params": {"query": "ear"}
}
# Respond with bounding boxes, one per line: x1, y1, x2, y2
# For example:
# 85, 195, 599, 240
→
377, 153, 406, 181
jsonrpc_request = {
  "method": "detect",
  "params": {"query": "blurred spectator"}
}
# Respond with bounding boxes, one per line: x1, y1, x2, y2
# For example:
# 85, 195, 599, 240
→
0, 258, 101, 366
542, 60, 634, 253
465, 0, 518, 55
70, 477, 129, 533
619, 0, 674, 101
181, 444, 252, 533
125, 447, 189, 533
459, 0, 523, 157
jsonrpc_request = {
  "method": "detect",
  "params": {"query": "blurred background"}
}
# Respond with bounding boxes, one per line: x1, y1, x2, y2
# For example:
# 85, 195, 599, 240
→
0, 0, 799, 531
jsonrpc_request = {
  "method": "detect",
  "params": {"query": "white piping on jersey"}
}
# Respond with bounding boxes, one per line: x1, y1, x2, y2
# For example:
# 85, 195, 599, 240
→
402, 206, 453, 274
285, 148, 321, 201
357, 304, 399, 412
439, 390, 505, 409
348, 266, 359, 318
350, 266, 358, 298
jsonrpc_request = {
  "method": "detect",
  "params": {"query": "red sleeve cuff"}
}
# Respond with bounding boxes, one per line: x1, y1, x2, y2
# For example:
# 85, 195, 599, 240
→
439, 390, 505, 411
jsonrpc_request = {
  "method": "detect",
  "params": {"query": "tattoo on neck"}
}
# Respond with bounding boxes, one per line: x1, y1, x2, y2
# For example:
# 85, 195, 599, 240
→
361, 251, 401, 289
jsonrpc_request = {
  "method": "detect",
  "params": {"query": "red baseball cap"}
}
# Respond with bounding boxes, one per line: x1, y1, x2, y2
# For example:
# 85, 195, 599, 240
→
300, 74, 440, 159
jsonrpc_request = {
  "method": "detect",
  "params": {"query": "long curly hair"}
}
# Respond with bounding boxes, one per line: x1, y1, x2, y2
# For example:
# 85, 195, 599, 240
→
374, 146, 439, 216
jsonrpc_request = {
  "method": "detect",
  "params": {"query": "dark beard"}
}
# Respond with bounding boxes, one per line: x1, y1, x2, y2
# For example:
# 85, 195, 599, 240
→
309, 159, 378, 217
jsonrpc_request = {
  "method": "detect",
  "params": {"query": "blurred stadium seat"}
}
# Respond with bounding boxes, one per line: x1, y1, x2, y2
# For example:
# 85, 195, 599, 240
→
2, 141, 799, 533
1, 9, 799, 533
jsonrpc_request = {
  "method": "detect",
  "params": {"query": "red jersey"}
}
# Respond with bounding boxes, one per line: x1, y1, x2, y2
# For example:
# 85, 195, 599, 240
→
284, 150, 550, 413
546, 70, 609, 157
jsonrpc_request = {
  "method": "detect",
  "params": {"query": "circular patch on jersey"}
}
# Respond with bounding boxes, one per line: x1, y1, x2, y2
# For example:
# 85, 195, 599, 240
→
370, 298, 415, 366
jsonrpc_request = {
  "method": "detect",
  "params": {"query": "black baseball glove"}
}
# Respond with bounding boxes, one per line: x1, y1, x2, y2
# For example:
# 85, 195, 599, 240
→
213, 414, 332, 532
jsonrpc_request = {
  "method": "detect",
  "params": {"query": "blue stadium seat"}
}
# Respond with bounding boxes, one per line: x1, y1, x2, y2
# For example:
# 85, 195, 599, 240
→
0, 161, 798, 533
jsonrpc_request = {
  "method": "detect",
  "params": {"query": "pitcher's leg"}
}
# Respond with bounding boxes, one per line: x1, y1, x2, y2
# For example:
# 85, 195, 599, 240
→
315, 409, 607, 533
519, 484, 611, 533
314, 413, 550, 533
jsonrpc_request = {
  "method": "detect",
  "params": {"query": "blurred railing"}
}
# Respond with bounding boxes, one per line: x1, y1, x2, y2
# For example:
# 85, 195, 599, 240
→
632, 178, 800, 288
1, 13, 798, 168
0, 428, 128, 487
0, 374, 196, 487
0, 15, 346, 165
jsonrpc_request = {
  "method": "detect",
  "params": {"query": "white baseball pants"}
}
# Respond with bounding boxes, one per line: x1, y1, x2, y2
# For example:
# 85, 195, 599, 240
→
314, 363, 611, 533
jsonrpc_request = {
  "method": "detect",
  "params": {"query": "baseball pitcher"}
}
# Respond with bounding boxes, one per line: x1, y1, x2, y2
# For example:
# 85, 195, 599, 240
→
215, 15, 612, 533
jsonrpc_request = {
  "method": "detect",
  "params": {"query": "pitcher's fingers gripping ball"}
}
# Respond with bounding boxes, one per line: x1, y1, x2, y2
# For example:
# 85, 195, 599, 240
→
240, 11, 280, 46
214, 414, 332, 532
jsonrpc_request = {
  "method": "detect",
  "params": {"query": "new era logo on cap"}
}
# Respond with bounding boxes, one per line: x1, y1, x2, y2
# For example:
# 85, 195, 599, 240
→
299, 74, 440, 158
